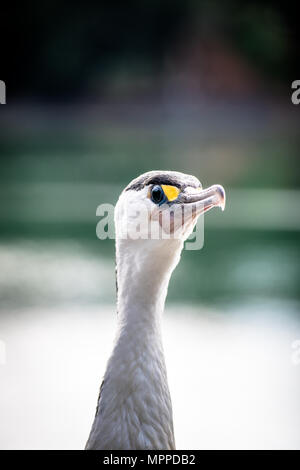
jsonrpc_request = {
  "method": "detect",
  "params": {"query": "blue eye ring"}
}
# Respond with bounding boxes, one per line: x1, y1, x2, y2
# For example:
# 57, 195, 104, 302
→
151, 185, 166, 205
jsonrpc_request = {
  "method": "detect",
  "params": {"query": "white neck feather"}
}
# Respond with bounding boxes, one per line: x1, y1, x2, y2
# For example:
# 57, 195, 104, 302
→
86, 238, 183, 450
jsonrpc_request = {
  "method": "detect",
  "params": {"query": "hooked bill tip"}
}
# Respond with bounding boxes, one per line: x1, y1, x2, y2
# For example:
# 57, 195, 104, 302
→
215, 184, 226, 211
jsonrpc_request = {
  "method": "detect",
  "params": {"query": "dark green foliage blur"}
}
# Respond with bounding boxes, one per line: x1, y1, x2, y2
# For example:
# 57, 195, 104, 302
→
2, 0, 299, 100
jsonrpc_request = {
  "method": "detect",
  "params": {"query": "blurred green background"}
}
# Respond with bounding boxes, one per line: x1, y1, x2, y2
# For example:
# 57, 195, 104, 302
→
0, 0, 300, 449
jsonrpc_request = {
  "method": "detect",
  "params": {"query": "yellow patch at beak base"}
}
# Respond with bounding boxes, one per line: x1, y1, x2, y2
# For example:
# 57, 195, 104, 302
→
161, 185, 181, 202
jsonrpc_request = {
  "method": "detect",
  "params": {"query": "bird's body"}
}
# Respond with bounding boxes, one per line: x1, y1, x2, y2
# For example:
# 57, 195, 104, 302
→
86, 171, 225, 450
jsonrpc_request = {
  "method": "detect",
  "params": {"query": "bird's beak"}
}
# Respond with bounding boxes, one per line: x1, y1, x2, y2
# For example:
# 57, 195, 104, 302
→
178, 184, 226, 215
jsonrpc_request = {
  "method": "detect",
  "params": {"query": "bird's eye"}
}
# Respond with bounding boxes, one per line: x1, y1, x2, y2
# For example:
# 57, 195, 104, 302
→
151, 185, 165, 205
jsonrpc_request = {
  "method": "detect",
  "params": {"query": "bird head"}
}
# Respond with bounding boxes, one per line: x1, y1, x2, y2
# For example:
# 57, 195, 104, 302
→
115, 170, 225, 244
114, 171, 226, 315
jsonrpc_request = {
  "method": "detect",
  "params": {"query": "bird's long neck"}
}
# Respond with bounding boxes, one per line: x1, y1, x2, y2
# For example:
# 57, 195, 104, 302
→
86, 238, 183, 450
116, 239, 182, 326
